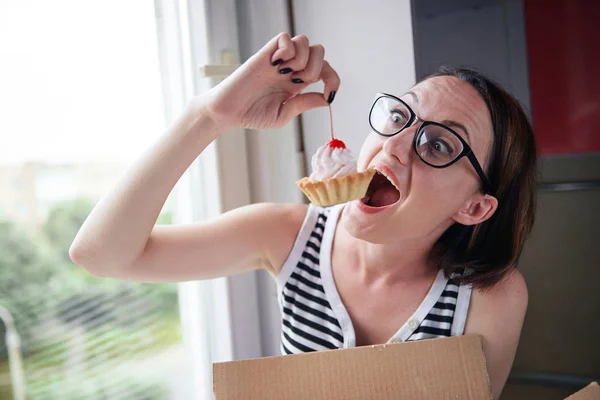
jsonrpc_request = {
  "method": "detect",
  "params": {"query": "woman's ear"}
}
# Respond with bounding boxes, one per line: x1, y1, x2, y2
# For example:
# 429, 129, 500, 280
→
452, 193, 498, 226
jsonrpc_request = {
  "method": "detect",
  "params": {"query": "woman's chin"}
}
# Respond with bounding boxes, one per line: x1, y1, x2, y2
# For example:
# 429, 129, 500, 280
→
340, 207, 393, 244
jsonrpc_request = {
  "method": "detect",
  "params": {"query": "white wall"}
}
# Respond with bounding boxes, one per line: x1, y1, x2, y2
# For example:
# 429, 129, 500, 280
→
291, 0, 417, 169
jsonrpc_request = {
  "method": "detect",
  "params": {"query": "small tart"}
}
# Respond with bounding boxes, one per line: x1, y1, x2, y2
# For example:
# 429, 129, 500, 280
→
296, 169, 376, 206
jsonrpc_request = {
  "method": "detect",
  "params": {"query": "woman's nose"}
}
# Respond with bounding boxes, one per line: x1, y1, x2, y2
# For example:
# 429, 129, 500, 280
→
382, 126, 417, 166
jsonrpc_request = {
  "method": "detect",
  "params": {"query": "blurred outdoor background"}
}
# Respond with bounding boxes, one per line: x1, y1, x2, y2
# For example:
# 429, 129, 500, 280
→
0, 0, 192, 398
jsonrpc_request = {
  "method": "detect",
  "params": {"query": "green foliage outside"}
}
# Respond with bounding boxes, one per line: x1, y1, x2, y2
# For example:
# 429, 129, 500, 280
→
0, 198, 180, 399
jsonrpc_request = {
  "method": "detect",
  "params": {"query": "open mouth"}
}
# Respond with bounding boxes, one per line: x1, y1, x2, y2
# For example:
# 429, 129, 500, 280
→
361, 170, 401, 208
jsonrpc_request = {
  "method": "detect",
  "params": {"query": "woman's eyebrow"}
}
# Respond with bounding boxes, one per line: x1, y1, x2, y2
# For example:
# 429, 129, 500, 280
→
406, 91, 419, 105
405, 90, 471, 142
441, 120, 471, 142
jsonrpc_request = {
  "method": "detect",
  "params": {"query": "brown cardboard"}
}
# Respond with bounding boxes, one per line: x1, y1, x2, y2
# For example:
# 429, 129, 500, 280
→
213, 334, 492, 399
565, 382, 600, 400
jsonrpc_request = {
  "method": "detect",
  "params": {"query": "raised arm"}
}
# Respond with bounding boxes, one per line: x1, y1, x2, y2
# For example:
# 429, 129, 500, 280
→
69, 32, 339, 282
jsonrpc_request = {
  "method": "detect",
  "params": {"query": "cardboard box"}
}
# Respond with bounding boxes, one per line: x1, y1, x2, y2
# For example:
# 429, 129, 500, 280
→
213, 334, 599, 399
214, 334, 491, 399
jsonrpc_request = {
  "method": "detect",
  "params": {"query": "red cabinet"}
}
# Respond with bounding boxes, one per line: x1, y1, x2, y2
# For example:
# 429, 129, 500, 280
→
525, 0, 600, 155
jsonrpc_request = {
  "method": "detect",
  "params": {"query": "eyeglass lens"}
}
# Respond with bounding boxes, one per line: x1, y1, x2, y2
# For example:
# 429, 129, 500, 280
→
370, 96, 465, 167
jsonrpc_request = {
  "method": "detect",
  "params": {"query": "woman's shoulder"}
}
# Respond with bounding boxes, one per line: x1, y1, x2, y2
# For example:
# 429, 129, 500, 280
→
463, 269, 528, 397
256, 201, 309, 218
253, 202, 310, 276
472, 269, 528, 308
463, 268, 528, 342
240, 202, 309, 225
261, 202, 344, 277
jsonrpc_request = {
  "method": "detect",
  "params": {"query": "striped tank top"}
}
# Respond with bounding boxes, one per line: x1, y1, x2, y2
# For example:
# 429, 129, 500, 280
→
276, 204, 473, 355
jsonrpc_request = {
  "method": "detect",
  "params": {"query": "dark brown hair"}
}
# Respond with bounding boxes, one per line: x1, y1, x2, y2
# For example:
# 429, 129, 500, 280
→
428, 67, 538, 288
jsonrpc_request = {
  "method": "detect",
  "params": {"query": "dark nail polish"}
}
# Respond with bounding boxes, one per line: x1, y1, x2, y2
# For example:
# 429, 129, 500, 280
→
292, 78, 304, 84
272, 59, 283, 66
279, 68, 293, 74
327, 90, 336, 104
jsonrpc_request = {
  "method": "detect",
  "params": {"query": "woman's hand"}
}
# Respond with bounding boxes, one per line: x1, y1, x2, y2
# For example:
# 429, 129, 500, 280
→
203, 32, 340, 130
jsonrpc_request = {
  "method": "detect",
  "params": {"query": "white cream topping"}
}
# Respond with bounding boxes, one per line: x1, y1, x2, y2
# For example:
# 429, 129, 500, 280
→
309, 144, 357, 181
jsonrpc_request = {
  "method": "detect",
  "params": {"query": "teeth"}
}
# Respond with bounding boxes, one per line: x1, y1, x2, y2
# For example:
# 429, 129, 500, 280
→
375, 169, 400, 192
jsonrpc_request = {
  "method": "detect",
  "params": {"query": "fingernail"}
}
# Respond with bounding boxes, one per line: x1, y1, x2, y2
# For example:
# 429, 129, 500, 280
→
279, 68, 293, 74
327, 90, 336, 104
292, 78, 304, 84
272, 59, 283, 66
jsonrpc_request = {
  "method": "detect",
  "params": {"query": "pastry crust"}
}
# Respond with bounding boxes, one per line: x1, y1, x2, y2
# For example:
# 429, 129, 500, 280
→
296, 169, 376, 206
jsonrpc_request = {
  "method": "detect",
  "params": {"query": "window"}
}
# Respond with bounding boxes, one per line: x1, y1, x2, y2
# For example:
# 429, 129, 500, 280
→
0, 1, 195, 398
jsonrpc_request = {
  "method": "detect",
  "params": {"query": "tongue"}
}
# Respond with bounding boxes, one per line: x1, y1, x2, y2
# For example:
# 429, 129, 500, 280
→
368, 185, 400, 207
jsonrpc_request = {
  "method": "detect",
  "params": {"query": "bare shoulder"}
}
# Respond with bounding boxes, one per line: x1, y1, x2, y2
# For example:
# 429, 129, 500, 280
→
465, 269, 528, 398
472, 269, 528, 313
251, 201, 309, 223
244, 202, 309, 276
466, 269, 528, 335
243, 202, 308, 237
225, 201, 306, 220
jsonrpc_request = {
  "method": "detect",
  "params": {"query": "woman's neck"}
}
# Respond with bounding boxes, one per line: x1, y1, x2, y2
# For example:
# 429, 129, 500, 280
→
334, 219, 441, 285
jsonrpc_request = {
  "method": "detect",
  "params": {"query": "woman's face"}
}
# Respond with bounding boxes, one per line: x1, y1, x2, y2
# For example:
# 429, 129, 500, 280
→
343, 76, 495, 244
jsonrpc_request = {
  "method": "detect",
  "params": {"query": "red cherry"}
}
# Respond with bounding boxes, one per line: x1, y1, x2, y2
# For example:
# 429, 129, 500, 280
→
327, 138, 346, 149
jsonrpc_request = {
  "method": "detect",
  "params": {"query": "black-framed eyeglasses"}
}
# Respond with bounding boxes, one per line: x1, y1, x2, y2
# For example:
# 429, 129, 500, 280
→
368, 93, 494, 195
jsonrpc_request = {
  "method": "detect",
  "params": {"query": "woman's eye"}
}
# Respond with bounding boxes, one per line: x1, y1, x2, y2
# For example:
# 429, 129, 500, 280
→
389, 109, 407, 125
431, 139, 452, 154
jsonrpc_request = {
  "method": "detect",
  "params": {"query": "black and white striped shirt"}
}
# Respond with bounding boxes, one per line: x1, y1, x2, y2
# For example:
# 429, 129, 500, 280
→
276, 204, 472, 355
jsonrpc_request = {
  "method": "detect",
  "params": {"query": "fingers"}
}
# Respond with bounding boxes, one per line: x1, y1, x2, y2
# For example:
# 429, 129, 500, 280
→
266, 32, 341, 108
270, 33, 295, 65
291, 45, 324, 85
279, 35, 310, 72
280, 92, 329, 121
320, 61, 340, 103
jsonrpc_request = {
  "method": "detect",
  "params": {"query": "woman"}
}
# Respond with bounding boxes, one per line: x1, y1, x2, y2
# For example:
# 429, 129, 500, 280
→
70, 32, 536, 398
